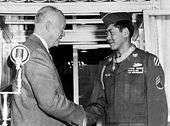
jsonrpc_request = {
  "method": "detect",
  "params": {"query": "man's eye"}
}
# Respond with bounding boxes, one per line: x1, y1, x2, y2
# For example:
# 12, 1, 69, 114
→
106, 31, 114, 36
106, 30, 111, 34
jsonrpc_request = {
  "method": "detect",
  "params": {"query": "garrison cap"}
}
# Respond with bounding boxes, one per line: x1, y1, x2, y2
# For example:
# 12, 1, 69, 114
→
100, 12, 132, 27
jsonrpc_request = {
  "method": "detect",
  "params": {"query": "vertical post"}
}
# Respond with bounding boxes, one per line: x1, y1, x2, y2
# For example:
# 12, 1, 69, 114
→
143, 11, 158, 54
0, 30, 2, 87
73, 47, 79, 104
72, 15, 80, 104
143, 11, 150, 51
17, 68, 22, 94
2, 93, 8, 126
138, 27, 145, 50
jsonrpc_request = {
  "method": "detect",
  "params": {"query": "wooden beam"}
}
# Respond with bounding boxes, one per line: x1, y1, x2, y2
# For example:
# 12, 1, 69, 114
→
0, 1, 154, 15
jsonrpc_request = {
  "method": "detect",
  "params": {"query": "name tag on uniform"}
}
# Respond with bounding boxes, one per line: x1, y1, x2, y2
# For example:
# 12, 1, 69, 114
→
128, 63, 144, 74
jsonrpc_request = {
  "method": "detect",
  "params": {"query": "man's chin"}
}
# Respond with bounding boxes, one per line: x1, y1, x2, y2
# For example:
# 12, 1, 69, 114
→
54, 41, 59, 47
110, 45, 117, 50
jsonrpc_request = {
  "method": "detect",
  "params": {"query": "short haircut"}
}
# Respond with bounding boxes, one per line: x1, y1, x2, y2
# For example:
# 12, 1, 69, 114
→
114, 20, 134, 39
35, 6, 64, 24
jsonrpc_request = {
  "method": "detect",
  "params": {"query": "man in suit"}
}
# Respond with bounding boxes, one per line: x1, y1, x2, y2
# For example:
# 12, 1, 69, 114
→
85, 12, 168, 126
11, 6, 86, 126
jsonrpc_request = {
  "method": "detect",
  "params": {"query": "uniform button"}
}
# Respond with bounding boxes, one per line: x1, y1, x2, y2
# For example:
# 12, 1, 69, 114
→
105, 73, 111, 77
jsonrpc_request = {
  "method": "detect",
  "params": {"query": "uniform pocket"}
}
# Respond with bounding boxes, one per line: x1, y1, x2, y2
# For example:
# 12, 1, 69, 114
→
130, 82, 146, 104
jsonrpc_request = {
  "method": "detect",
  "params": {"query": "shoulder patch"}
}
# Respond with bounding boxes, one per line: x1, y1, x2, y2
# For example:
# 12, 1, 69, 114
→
104, 55, 113, 63
155, 76, 164, 90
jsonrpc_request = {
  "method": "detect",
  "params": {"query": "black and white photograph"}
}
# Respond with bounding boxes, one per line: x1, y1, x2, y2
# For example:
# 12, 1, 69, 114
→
0, 0, 170, 126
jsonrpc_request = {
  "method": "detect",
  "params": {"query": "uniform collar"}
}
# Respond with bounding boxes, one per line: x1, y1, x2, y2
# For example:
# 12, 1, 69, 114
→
33, 33, 49, 53
115, 44, 136, 63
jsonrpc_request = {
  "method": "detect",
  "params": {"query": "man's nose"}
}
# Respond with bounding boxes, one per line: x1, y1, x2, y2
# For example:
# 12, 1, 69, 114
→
63, 31, 66, 37
59, 31, 65, 39
62, 31, 65, 37
107, 34, 111, 41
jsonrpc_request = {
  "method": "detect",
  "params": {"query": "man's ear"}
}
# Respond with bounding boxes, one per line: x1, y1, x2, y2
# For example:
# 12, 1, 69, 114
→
122, 28, 129, 38
45, 21, 51, 32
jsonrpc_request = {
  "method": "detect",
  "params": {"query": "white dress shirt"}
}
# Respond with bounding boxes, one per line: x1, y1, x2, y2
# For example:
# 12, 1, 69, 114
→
33, 33, 49, 53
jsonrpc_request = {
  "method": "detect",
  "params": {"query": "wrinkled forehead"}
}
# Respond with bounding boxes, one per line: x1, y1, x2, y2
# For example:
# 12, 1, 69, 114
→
53, 13, 66, 28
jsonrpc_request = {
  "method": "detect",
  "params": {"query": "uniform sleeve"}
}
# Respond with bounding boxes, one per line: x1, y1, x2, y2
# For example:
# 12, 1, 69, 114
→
25, 49, 86, 126
146, 54, 168, 126
85, 64, 106, 126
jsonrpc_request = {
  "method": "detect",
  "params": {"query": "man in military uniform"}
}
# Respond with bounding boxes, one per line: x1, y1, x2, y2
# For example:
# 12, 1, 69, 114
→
85, 12, 168, 126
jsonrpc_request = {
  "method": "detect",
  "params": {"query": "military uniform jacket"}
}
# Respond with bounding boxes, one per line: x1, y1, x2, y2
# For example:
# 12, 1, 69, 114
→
11, 35, 86, 126
86, 46, 168, 126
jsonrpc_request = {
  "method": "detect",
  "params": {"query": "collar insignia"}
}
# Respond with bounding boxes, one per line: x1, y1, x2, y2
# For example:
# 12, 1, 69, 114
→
133, 63, 142, 67
108, 57, 112, 62
132, 53, 138, 57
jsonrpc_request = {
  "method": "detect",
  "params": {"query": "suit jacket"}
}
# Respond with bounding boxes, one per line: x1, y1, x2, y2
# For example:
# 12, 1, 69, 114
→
11, 35, 86, 126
